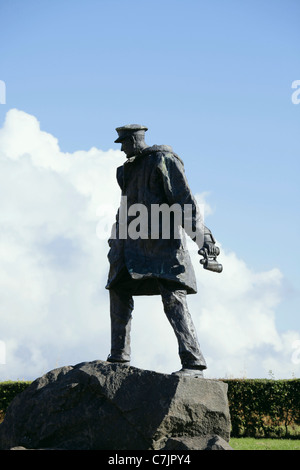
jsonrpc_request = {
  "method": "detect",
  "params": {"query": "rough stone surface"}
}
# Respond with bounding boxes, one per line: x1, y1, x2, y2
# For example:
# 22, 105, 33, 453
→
0, 360, 232, 450
162, 435, 234, 450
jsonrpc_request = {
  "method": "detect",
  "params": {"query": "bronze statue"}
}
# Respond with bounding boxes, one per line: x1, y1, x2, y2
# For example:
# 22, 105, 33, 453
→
106, 125, 222, 377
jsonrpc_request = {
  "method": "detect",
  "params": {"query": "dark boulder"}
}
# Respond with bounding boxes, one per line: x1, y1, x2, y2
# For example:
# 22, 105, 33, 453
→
0, 360, 232, 450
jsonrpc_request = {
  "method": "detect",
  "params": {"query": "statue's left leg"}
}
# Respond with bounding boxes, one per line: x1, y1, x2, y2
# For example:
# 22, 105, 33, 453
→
107, 288, 133, 364
159, 284, 207, 372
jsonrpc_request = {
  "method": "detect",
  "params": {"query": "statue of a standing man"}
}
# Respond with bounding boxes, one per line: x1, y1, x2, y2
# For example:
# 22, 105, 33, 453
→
105, 125, 221, 377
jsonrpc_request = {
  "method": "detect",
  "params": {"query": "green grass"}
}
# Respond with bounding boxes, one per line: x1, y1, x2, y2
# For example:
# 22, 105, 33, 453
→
229, 438, 300, 450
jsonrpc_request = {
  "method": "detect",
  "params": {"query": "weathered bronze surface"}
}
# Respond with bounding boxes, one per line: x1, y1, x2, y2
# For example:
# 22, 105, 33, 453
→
106, 125, 222, 376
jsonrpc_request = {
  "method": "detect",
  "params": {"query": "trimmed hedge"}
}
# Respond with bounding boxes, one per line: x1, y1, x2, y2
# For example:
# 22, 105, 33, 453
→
224, 379, 300, 438
0, 379, 299, 438
0, 381, 31, 414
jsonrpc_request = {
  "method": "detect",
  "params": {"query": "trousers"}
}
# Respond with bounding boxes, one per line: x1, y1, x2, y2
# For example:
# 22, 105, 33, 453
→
109, 281, 207, 369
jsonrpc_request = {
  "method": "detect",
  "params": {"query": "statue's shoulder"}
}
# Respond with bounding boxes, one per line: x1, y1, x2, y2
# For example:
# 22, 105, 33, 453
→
142, 145, 184, 166
143, 144, 173, 154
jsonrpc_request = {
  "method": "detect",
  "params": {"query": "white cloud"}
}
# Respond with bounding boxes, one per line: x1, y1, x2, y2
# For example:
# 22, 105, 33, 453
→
0, 109, 298, 381
195, 192, 214, 217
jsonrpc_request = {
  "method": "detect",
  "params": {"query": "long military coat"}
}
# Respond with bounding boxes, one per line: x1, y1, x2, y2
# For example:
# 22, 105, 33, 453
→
106, 145, 206, 295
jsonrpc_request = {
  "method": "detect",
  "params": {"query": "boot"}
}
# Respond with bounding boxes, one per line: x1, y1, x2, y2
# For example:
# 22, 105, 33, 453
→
172, 367, 204, 378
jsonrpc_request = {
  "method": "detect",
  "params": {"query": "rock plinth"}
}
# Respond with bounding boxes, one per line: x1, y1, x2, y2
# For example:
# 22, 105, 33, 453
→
0, 360, 232, 450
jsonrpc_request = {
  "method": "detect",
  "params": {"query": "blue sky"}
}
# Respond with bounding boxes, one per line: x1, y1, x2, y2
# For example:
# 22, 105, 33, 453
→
0, 0, 299, 379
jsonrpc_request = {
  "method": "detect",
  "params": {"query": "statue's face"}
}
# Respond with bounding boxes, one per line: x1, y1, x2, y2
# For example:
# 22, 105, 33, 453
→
121, 137, 135, 158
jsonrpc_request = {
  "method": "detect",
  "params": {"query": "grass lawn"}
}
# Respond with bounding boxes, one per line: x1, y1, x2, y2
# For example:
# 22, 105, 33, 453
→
230, 437, 300, 450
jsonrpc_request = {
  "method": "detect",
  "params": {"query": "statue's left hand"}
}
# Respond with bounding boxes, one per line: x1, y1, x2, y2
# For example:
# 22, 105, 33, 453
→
198, 242, 220, 257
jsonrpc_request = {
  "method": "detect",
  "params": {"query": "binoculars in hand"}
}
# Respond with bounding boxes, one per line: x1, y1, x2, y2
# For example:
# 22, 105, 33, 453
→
199, 246, 223, 273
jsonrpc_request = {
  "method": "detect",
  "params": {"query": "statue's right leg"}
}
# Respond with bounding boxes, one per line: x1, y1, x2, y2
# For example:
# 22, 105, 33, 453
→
107, 288, 133, 364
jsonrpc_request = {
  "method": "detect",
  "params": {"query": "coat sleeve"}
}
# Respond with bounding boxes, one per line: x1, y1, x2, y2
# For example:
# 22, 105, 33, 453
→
108, 166, 124, 245
157, 153, 208, 248
116, 165, 124, 190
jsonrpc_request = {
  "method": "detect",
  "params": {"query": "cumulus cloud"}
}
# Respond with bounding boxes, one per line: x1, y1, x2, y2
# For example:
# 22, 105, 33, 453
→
0, 109, 298, 380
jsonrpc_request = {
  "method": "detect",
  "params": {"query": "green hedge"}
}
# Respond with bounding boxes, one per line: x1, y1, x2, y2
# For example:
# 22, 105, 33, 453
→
0, 381, 31, 414
224, 379, 300, 438
1, 379, 299, 438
